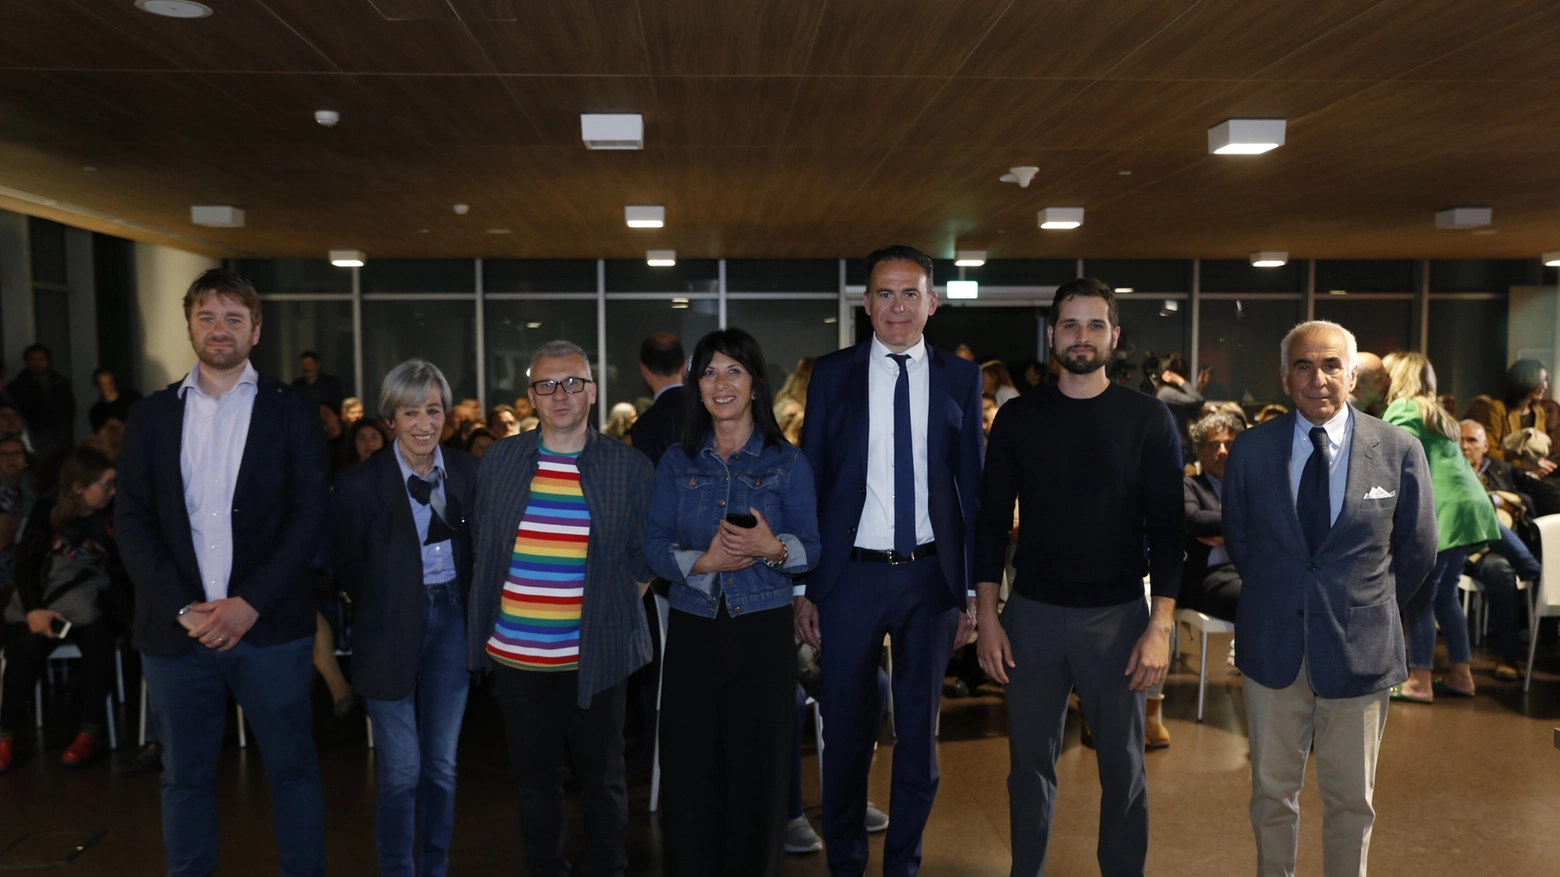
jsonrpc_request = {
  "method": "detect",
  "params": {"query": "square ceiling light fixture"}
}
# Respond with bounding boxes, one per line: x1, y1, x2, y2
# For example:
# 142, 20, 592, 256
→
1435, 206, 1492, 229
625, 205, 665, 228
954, 250, 986, 267
946, 280, 979, 300
646, 249, 676, 267
1250, 250, 1289, 267
1544, 251, 1560, 267
1208, 119, 1286, 154
1038, 207, 1084, 229
190, 205, 244, 227
329, 249, 365, 267
582, 114, 643, 150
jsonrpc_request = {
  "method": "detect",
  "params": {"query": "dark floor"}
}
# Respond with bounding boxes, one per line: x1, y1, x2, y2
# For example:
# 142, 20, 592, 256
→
4, 632, 1560, 875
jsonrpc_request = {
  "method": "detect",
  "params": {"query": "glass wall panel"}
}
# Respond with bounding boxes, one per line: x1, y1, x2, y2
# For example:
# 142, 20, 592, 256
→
485, 259, 597, 293
1197, 299, 1303, 407
725, 299, 839, 391
1312, 298, 1412, 359
237, 259, 351, 293
362, 300, 478, 406
1082, 259, 1191, 293
1428, 298, 1509, 408
485, 299, 599, 410
726, 260, 837, 292
1199, 259, 1303, 293
251, 300, 355, 392
604, 299, 718, 411
1314, 260, 1415, 293
604, 260, 719, 293
1115, 299, 1190, 390
29, 217, 67, 284
854, 305, 1043, 378
361, 259, 475, 293
1429, 259, 1542, 293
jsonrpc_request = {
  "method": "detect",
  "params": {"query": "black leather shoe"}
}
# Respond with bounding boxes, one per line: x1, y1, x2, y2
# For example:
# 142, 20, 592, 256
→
112, 742, 163, 775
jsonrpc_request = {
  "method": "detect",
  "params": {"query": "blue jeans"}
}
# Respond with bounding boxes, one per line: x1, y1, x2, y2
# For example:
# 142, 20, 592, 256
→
1473, 523, 1541, 658
1405, 547, 1472, 669
143, 637, 324, 877
363, 583, 470, 877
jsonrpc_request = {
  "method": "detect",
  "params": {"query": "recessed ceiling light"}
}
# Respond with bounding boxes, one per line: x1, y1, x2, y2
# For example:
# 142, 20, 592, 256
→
135, 1, 212, 18
1436, 206, 1491, 229
314, 110, 339, 127
625, 205, 665, 228
647, 249, 676, 267
526, 322, 543, 328
191, 205, 244, 228
1471, 229, 1498, 236
1250, 250, 1288, 268
1543, 251, 1560, 267
582, 114, 644, 150
954, 250, 986, 267
1038, 207, 1084, 230
1329, 289, 1348, 295
329, 249, 365, 267
998, 166, 1039, 188
1114, 287, 1134, 294
419, 228, 430, 234
824, 317, 838, 324
1118, 170, 1132, 176
1208, 118, 1286, 155
453, 204, 469, 215
82, 166, 97, 172
946, 280, 979, 300
486, 228, 511, 234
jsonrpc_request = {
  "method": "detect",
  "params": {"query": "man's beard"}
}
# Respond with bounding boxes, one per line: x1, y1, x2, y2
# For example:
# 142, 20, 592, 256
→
1052, 340, 1113, 376
196, 340, 249, 370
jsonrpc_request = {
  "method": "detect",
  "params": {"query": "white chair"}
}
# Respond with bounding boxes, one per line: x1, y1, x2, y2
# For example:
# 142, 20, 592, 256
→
1171, 608, 1235, 722
1457, 574, 1534, 647
1524, 515, 1560, 692
0, 643, 119, 751
649, 593, 670, 812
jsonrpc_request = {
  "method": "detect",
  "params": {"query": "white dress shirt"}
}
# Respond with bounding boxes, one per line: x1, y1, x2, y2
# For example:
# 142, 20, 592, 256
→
180, 361, 259, 602
856, 335, 936, 550
1289, 405, 1352, 526
392, 439, 458, 584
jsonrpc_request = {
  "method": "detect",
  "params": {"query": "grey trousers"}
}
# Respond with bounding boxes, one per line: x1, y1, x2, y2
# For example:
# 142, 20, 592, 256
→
1002, 593, 1150, 877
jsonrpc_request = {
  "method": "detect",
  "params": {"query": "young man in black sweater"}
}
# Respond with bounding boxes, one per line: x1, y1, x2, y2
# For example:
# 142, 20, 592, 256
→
975, 278, 1183, 877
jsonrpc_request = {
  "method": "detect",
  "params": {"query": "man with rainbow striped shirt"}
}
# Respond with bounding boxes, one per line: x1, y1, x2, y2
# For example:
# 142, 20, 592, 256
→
467, 340, 656, 877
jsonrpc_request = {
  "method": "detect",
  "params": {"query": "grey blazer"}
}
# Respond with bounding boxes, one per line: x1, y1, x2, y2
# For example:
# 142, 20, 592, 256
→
1222, 410, 1437, 699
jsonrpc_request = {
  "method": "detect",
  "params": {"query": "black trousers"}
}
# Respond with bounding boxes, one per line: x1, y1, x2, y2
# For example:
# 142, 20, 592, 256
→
1182, 564, 1242, 623
660, 601, 795, 877
0, 618, 115, 735
493, 666, 629, 877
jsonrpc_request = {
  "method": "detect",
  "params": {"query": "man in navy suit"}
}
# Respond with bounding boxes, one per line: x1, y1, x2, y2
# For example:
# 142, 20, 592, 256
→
1222, 320, 1436, 877
795, 245, 983, 877
118, 269, 330, 877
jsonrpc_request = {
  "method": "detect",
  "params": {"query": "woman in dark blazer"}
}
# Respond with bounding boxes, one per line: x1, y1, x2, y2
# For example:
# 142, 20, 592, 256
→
332, 359, 477, 877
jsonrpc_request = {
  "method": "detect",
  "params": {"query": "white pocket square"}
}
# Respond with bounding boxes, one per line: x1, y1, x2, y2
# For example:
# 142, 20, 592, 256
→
1364, 486, 1397, 500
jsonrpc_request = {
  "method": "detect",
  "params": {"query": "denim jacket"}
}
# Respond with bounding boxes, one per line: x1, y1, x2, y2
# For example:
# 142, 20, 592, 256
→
645, 432, 820, 618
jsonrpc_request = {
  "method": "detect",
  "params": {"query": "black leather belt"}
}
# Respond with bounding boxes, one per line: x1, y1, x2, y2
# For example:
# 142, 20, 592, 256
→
850, 542, 938, 565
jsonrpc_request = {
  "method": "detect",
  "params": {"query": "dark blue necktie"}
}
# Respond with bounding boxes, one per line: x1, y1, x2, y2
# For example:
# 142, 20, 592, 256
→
889, 353, 915, 557
1296, 427, 1331, 554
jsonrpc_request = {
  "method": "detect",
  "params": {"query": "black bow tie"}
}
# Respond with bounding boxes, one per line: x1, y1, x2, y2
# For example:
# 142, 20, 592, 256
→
407, 473, 457, 545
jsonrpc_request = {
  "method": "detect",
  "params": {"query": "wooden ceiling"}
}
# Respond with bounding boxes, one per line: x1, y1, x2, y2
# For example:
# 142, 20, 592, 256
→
3, 0, 1560, 260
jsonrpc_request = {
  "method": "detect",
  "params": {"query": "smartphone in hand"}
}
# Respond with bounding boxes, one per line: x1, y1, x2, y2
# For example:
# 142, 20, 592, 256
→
725, 512, 758, 529
49, 616, 72, 639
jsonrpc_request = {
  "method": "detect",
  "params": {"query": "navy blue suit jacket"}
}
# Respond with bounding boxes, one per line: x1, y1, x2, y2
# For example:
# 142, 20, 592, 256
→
1223, 411, 1438, 698
117, 371, 330, 659
799, 341, 984, 607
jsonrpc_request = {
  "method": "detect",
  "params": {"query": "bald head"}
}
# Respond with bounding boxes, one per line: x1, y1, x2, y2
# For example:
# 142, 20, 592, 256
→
1354, 351, 1390, 413
1459, 418, 1488, 469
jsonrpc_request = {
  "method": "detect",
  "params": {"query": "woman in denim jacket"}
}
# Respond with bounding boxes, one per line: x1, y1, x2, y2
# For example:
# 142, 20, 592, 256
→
645, 327, 821, 877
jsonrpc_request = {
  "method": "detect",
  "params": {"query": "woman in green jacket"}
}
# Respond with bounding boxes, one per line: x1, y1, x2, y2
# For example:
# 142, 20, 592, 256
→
1384, 352, 1499, 701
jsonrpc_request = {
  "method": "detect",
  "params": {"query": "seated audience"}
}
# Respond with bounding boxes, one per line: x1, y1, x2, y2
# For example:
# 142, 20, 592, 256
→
1253, 403, 1288, 424
516, 416, 539, 434
346, 417, 390, 465
1460, 419, 1544, 680
0, 447, 122, 770
1154, 352, 1209, 459
785, 664, 890, 854
90, 367, 141, 428
454, 397, 482, 442
603, 401, 637, 440
981, 392, 999, 437
981, 360, 1020, 407
83, 407, 125, 461
954, 343, 976, 361
0, 402, 30, 451
319, 403, 353, 472
465, 426, 496, 458
340, 396, 365, 426
772, 357, 815, 418
1181, 412, 1245, 621
0, 437, 31, 599
487, 403, 517, 438
1477, 359, 1560, 465
7, 344, 76, 456
1349, 352, 1390, 417
511, 395, 534, 422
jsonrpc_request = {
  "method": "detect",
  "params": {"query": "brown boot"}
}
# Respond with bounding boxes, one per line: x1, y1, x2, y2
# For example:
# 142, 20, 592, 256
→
1145, 696, 1171, 749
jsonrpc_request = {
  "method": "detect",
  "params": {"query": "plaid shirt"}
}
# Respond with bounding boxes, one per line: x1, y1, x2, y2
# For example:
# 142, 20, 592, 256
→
467, 428, 655, 708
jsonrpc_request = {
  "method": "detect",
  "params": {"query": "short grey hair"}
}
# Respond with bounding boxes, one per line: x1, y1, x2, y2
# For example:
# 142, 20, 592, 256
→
528, 340, 593, 381
1279, 320, 1359, 375
1190, 411, 1247, 449
378, 359, 453, 423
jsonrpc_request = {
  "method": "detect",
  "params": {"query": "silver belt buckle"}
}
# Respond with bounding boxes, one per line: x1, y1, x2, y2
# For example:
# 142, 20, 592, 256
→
887, 549, 912, 566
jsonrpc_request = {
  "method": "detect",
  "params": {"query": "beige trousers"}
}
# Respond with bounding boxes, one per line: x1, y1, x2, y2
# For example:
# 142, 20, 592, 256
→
1242, 658, 1390, 877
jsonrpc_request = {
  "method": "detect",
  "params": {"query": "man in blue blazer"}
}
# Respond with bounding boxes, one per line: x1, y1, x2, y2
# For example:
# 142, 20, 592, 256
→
1222, 320, 1436, 877
795, 245, 983, 877
118, 269, 330, 877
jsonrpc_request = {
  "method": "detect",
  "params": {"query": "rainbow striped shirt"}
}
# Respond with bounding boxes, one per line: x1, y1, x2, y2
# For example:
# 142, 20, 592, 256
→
486, 448, 590, 671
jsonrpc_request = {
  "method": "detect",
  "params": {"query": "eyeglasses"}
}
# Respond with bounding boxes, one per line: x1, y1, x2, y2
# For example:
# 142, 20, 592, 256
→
530, 377, 594, 396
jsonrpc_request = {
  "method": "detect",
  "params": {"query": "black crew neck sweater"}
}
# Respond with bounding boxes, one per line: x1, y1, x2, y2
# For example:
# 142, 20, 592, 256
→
974, 381, 1184, 607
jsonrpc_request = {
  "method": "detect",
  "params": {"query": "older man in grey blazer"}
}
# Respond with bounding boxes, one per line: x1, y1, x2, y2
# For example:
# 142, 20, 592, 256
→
1222, 320, 1437, 877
